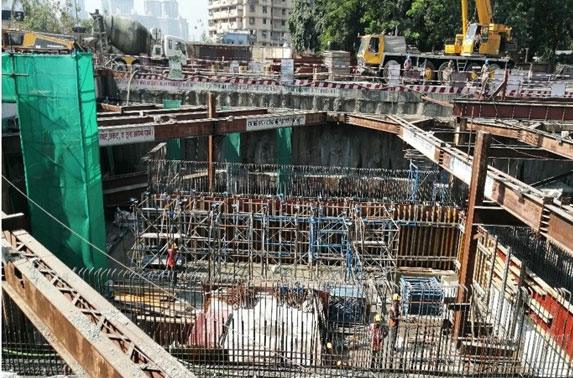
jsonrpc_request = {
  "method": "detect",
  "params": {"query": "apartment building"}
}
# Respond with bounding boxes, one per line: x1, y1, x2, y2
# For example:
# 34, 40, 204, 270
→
208, 0, 294, 46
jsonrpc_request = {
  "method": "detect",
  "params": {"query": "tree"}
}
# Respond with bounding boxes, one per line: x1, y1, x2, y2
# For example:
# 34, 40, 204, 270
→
20, 0, 76, 34
288, 0, 322, 53
317, 0, 367, 53
288, 0, 573, 61
404, 0, 461, 52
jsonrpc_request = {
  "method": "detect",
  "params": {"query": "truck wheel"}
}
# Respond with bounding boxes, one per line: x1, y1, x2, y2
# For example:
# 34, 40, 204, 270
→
422, 62, 436, 82
383, 60, 400, 82
488, 64, 501, 81
113, 58, 128, 72
468, 63, 481, 81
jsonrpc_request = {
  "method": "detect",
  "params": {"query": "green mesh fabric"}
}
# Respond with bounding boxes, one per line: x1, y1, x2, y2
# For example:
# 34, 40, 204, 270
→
223, 133, 241, 163
276, 128, 292, 194
163, 99, 181, 160
3, 53, 107, 269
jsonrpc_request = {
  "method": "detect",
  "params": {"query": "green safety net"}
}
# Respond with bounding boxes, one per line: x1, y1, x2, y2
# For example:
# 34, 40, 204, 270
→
2, 52, 107, 269
276, 128, 292, 194
223, 133, 241, 163
163, 99, 182, 160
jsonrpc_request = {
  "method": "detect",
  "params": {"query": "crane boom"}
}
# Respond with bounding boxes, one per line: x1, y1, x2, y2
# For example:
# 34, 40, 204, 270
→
461, 0, 468, 39
476, 0, 494, 25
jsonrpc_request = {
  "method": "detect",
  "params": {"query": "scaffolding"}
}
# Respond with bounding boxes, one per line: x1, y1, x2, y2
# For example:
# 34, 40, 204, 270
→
130, 193, 399, 282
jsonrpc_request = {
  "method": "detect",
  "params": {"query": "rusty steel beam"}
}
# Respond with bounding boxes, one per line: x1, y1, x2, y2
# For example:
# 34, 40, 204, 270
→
208, 93, 216, 192
98, 110, 328, 146
2, 228, 193, 378
456, 144, 566, 159
343, 113, 573, 255
465, 119, 573, 160
453, 99, 573, 121
97, 108, 268, 126
453, 132, 491, 341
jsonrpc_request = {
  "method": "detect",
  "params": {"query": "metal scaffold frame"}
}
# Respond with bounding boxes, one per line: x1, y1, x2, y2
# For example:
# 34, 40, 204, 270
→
129, 193, 400, 283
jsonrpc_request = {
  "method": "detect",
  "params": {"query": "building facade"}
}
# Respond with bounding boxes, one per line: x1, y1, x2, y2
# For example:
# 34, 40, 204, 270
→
136, 0, 189, 41
208, 0, 293, 46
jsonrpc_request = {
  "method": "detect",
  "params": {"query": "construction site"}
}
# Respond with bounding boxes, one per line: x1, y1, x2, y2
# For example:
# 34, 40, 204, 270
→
2, 1, 573, 377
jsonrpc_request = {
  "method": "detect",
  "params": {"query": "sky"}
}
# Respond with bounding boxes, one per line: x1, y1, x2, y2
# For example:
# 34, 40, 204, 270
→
82, 0, 208, 41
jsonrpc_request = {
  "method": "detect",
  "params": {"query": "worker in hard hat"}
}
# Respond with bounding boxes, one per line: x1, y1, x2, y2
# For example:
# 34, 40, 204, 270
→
389, 294, 402, 351
369, 313, 387, 368
480, 59, 491, 89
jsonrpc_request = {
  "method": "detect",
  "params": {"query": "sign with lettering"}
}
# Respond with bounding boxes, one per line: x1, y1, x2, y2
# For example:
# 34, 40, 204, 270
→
99, 126, 155, 146
246, 115, 306, 131
280, 58, 294, 86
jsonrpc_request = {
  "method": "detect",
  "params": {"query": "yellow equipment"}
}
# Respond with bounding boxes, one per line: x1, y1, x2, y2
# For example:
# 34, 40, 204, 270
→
2, 29, 76, 52
445, 0, 513, 56
392, 294, 402, 301
357, 34, 407, 71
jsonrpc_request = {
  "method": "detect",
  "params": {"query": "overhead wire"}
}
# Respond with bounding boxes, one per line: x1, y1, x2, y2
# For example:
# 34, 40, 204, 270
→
1, 174, 320, 375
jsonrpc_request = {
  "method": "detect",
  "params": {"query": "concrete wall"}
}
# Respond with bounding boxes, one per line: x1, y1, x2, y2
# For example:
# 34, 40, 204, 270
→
120, 86, 453, 118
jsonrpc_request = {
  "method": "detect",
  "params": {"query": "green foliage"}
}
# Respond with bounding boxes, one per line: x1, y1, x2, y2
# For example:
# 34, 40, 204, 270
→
21, 0, 76, 34
288, 0, 573, 60
288, 0, 322, 53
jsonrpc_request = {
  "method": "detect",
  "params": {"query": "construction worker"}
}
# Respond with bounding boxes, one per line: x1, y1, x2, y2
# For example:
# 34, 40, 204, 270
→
388, 294, 401, 351
403, 55, 412, 72
443, 60, 455, 85
480, 59, 491, 88
166, 242, 178, 287
370, 313, 387, 368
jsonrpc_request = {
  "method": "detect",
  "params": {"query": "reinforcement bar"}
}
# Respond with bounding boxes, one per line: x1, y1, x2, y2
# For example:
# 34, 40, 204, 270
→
1, 227, 194, 378
343, 113, 573, 254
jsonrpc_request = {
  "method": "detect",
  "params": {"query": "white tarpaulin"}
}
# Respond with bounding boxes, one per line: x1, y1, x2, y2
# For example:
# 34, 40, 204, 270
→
223, 295, 320, 365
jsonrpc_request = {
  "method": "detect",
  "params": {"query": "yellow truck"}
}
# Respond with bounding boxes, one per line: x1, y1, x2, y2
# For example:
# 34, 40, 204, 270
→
357, 0, 515, 82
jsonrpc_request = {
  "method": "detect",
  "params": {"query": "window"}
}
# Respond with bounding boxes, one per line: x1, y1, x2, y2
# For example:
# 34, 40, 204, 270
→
263, 6, 267, 13
263, 18, 267, 24
168, 39, 173, 49
281, 20, 285, 26
249, 17, 255, 25
262, 31, 267, 38
282, 9, 286, 16
249, 4, 255, 12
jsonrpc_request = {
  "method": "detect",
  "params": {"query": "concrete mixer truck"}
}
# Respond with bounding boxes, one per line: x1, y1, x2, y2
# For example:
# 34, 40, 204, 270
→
90, 9, 188, 71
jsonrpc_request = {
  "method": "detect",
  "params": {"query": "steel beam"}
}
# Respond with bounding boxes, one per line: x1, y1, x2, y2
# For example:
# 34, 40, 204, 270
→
453, 132, 491, 340
453, 99, 573, 121
2, 228, 194, 378
98, 111, 328, 146
97, 107, 268, 126
207, 93, 216, 192
343, 113, 573, 255
465, 119, 573, 160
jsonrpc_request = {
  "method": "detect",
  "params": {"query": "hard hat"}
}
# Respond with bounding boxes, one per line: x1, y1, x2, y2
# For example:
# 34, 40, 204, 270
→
485, 59, 490, 64
406, 55, 411, 59
172, 243, 178, 249
374, 314, 382, 322
326, 342, 333, 349
392, 294, 402, 301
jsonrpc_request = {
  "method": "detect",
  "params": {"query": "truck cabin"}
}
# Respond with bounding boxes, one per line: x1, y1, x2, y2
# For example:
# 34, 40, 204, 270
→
357, 34, 383, 66
164, 36, 188, 60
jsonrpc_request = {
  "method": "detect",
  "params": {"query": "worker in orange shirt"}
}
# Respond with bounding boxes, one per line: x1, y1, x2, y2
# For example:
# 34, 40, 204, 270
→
166, 242, 178, 287
370, 313, 387, 368
388, 294, 402, 351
